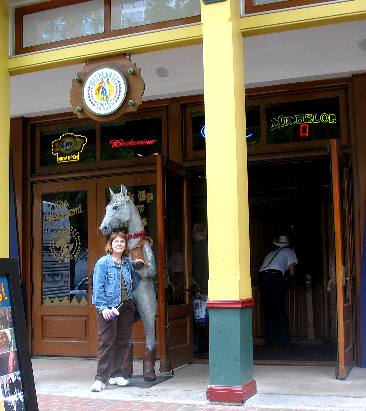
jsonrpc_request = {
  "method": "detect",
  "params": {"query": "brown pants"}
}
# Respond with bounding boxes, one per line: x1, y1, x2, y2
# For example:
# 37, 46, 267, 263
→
95, 300, 134, 383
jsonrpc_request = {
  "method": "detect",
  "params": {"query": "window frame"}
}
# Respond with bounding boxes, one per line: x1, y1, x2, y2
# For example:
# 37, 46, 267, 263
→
14, 0, 200, 55
183, 86, 349, 161
32, 107, 167, 176
244, 0, 336, 15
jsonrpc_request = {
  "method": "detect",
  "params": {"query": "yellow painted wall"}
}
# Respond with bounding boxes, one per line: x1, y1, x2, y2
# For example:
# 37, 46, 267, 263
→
202, 0, 251, 300
0, 0, 9, 258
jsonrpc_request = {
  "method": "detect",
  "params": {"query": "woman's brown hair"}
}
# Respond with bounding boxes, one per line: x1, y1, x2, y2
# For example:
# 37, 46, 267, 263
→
105, 231, 129, 257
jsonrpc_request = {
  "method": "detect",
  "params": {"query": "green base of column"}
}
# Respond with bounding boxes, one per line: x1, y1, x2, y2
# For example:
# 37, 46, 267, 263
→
206, 299, 256, 403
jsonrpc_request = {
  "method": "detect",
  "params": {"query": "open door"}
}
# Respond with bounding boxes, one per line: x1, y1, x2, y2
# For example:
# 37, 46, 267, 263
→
330, 139, 355, 379
164, 161, 194, 369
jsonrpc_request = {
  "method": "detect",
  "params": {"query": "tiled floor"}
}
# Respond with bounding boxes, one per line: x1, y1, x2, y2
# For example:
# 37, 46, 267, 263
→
32, 358, 366, 411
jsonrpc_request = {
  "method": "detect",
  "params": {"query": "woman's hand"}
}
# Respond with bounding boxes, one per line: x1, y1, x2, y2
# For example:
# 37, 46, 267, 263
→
102, 308, 113, 321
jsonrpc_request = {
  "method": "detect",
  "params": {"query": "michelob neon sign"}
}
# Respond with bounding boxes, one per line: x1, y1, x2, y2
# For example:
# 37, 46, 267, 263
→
52, 132, 87, 163
270, 113, 337, 131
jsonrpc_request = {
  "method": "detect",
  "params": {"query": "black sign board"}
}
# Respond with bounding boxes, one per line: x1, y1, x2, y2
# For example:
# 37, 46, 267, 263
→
0, 259, 38, 411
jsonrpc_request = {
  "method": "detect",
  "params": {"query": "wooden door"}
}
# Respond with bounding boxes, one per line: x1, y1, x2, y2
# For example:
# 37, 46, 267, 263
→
164, 163, 194, 369
32, 180, 98, 355
330, 139, 355, 379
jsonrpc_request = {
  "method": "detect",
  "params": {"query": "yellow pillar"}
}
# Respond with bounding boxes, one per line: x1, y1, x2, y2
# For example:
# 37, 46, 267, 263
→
0, 1, 9, 258
202, 1, 251, 301
201, 0, 255, 403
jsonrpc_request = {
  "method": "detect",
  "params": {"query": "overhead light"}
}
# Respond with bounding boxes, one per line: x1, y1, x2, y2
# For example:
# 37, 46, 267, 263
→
155, 66, 170, 78
357, 38, 366, 51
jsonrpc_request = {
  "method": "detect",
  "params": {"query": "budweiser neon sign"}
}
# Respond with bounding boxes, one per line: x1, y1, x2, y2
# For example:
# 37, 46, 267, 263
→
110, 139, 158, 148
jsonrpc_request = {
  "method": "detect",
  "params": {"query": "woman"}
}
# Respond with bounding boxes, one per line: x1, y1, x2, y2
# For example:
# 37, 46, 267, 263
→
91, 231, 139, 392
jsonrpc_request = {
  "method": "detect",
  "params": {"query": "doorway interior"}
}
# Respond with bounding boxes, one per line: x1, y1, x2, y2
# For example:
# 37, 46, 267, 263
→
189, 157, 343, 364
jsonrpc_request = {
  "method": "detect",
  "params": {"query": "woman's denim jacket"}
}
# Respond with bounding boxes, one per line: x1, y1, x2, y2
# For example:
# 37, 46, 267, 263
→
92, 254, 139, 312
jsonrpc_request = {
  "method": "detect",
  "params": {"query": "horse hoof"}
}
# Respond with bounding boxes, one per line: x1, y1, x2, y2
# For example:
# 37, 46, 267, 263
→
132, 260, 145, 270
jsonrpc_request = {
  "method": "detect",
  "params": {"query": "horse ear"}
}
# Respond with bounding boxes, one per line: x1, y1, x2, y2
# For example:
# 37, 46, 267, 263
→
108, 187, 115, 200
120, 185, 128, 197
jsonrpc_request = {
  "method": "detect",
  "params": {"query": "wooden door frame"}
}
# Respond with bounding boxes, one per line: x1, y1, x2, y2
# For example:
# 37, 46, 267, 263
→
330, 139, 354, 378
156, 156, 169, 371
164, 161, 194, 369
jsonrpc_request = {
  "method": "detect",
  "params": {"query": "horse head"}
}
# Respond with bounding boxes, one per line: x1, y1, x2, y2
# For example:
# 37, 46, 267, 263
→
99, 185, 132, 236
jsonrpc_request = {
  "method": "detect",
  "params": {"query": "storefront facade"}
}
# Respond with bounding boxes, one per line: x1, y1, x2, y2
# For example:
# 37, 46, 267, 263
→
3, 0, 366, 404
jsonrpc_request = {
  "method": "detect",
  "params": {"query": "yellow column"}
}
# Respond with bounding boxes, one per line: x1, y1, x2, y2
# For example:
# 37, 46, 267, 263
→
202, 0, 250, 301
0, 1, 9, 257
202, 0, 256, 403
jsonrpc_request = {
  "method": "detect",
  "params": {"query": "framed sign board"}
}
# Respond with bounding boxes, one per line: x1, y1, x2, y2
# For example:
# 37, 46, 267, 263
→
0, 259, 38, 411
70, 55, 145, 123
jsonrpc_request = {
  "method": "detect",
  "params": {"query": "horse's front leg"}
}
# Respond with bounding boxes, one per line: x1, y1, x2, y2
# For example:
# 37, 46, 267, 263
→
134, 283, 157, 350
133, 281, 157, 381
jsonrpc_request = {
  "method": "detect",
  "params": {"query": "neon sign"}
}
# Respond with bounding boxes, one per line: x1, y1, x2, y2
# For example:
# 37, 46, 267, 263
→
52, 132, 87, 163
109, 139, 158, 148
270, 113, 337, 131
299, 124, 309, 139
200, 125, 253, 140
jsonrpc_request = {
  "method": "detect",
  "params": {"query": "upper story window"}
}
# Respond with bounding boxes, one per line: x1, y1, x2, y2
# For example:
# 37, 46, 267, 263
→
243, 0, 337, 15
21, 0, 104, 48
116, 1, 145, 28
14, 0, 200, 55
111, 0, 200, 30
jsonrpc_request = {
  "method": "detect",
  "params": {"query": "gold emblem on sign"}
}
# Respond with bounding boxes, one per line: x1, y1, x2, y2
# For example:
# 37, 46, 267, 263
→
50, 227, 81, 263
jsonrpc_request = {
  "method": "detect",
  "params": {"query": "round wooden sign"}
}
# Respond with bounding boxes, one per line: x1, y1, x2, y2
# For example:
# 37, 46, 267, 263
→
70, 55, 145, 122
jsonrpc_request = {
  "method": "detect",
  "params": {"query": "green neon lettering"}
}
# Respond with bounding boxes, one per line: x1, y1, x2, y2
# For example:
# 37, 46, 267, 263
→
270, 116, 281, 130
320, 113, 329, 123
328, 113, 337, 124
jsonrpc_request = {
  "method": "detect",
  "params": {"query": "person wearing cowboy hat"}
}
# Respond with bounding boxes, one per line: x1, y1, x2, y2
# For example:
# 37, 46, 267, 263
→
258, 235, 298, 347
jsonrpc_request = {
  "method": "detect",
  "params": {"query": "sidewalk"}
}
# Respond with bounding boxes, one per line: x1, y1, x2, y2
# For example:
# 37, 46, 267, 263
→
33, 357, 366, 410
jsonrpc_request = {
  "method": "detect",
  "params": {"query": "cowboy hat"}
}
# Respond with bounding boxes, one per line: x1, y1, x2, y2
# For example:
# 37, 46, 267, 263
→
273, 235, 290, 247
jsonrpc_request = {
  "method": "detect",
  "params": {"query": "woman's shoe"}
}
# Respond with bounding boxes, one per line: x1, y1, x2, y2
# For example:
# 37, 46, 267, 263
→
91, 380, 105, 392
108, 376, 129, 386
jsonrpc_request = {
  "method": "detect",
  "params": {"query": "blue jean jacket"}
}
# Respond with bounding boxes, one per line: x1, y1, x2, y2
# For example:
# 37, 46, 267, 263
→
92, 254, 139, 312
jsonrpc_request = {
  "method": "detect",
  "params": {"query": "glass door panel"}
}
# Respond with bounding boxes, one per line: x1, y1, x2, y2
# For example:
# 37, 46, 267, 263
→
41, 190, 89, 306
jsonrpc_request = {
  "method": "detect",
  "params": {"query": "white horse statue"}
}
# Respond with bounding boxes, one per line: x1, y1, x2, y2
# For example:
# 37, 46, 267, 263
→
99, 185, 157, 381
